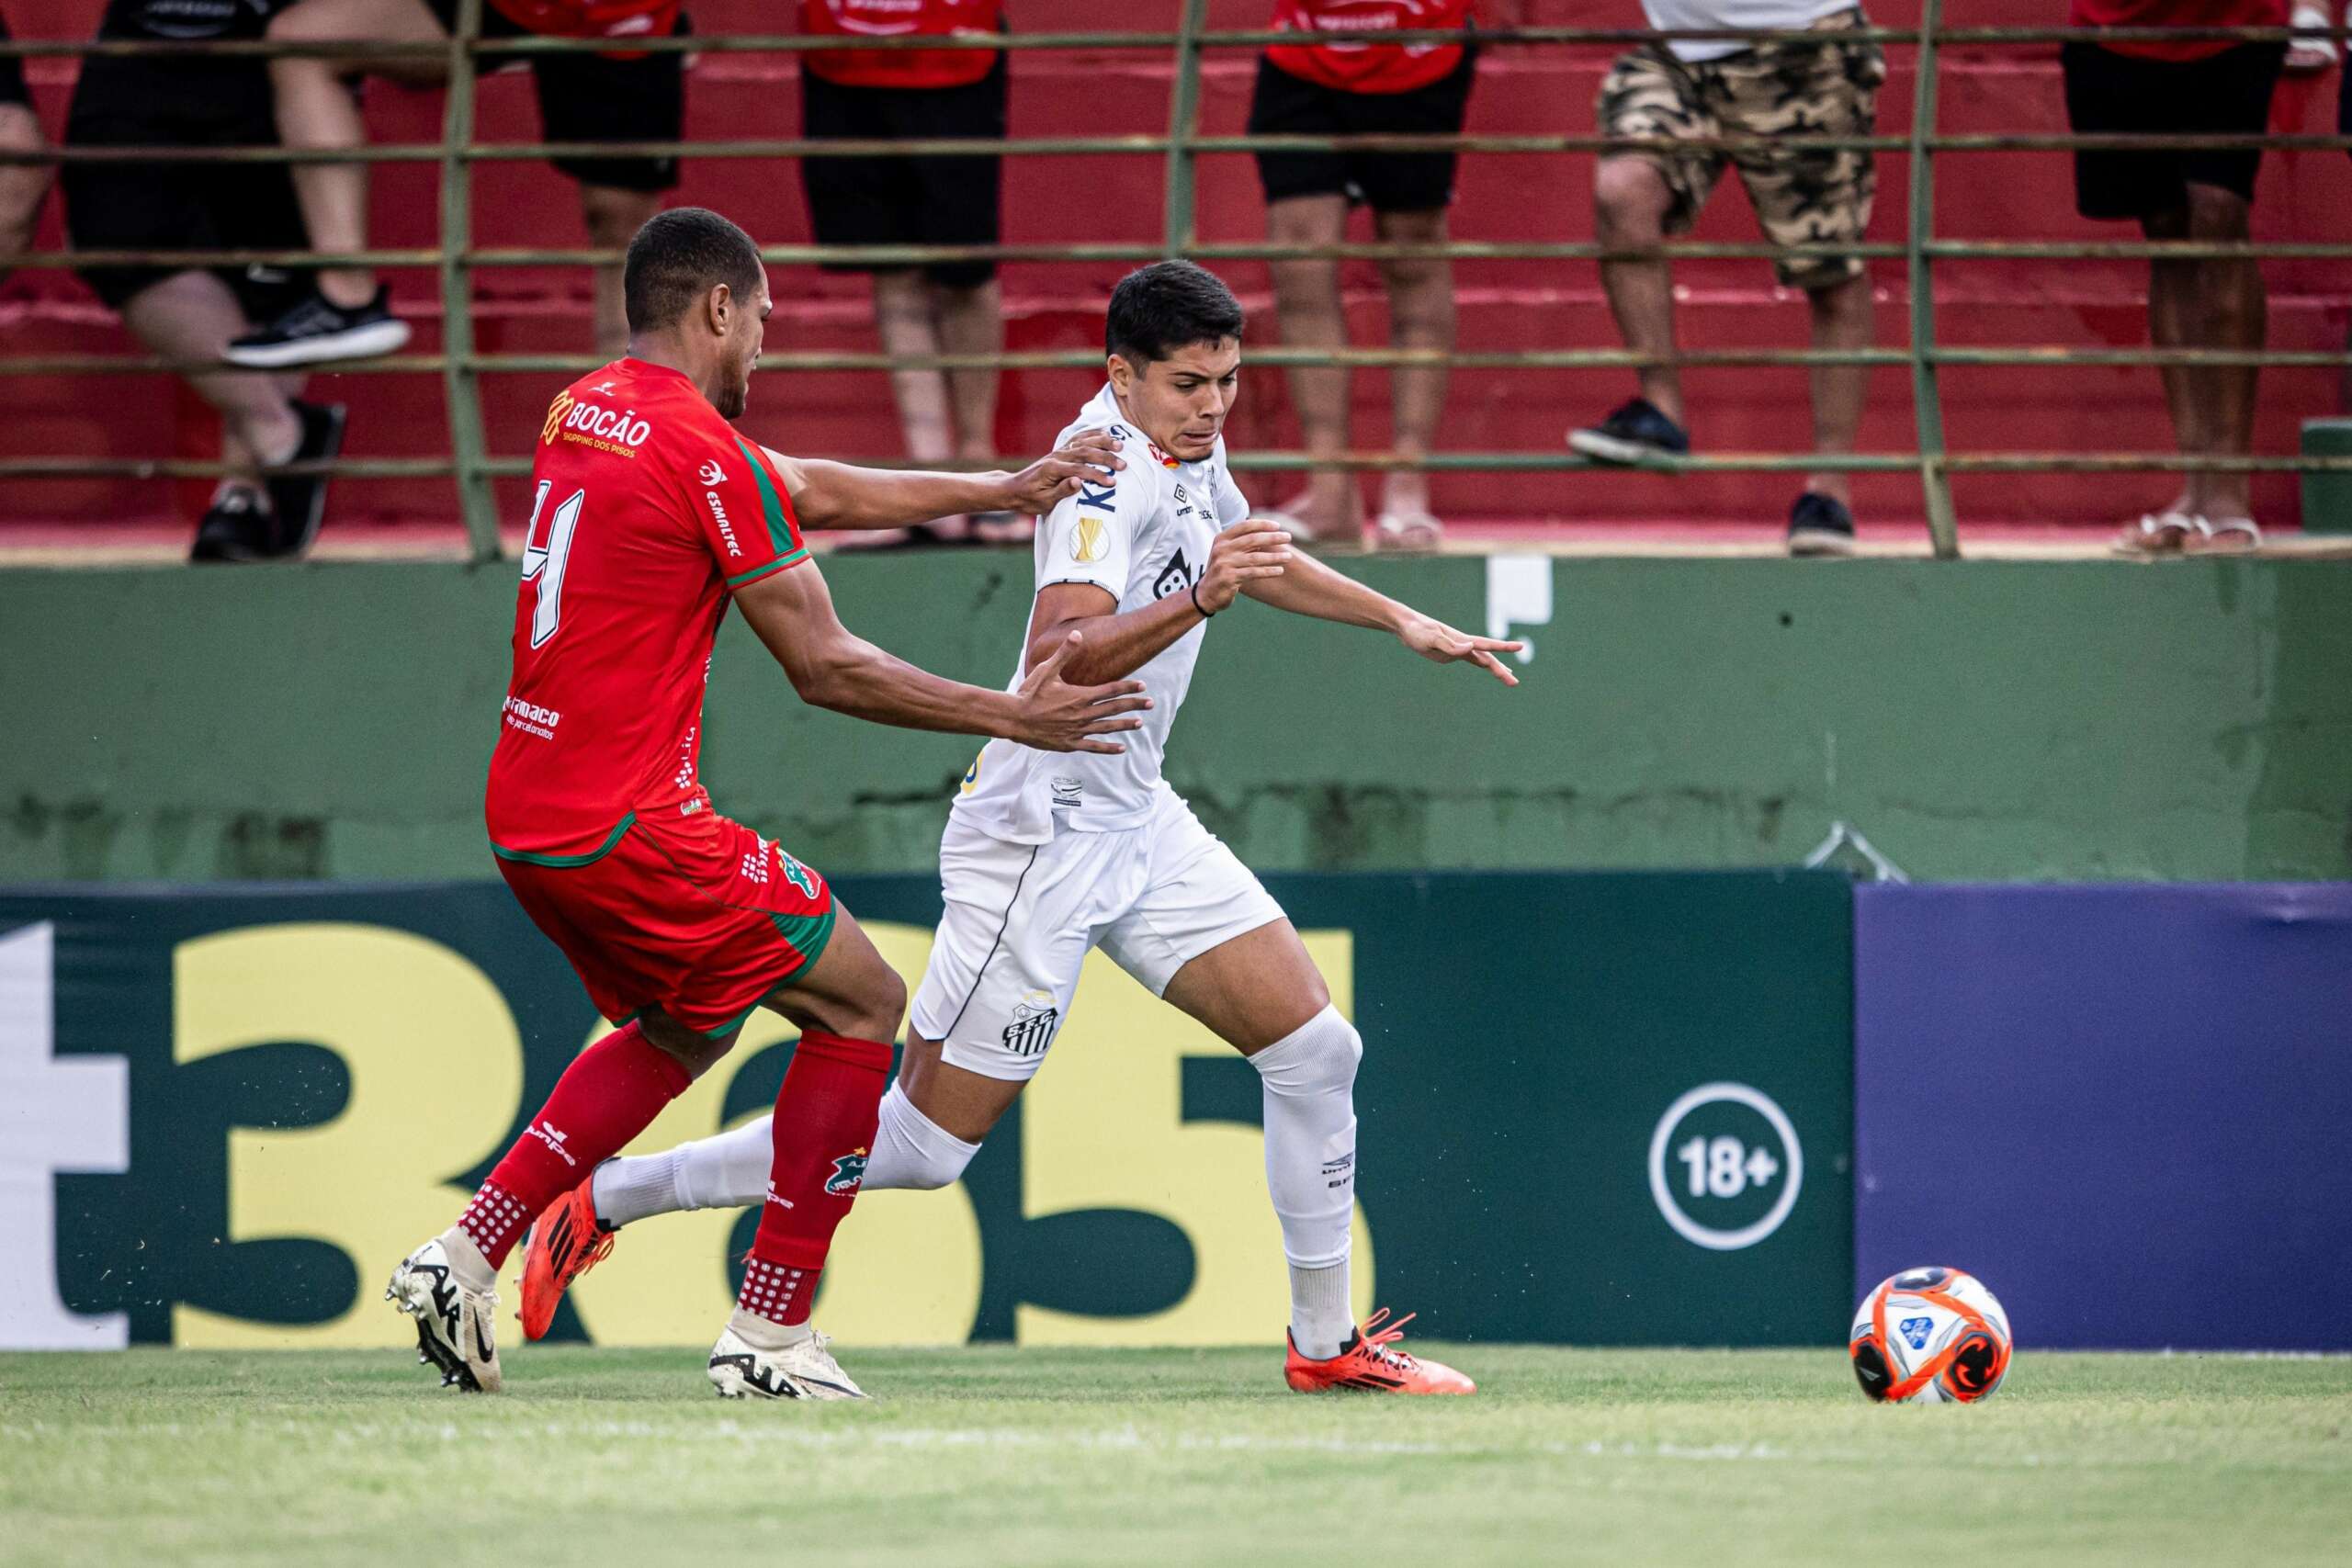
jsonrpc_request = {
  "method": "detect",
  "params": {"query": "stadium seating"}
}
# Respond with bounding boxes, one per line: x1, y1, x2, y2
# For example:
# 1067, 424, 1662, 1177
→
2, 0, 2344, 534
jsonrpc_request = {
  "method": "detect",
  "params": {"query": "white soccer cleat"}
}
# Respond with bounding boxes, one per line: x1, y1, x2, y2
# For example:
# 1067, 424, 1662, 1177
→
385, 1238, 503, 1393
707, 1323, 867, 1402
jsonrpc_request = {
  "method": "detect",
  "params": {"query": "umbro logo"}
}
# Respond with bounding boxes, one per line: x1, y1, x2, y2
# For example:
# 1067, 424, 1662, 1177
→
699, 458, 727, 486
594, 380, 618, 394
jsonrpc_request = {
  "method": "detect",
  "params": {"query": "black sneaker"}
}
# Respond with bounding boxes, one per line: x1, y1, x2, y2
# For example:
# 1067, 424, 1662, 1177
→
1568, 398, 1690, 467
190, 487, 277, 564
223, 287, 411, 369
1788, 491, 1857, 558
259, 400, 348, 558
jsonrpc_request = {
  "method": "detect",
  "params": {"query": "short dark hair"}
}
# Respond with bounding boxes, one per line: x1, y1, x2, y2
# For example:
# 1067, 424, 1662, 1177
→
1105, 260, 1245, 364
623, 208, 765, 334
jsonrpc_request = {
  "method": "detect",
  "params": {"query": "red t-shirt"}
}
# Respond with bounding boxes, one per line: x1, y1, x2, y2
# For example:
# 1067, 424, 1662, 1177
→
487, 0, 683, 40
2068, 0, 2289, 62
1265, 0, 1473, 95
799, 0, 1004, 90
485, 358, 810, 861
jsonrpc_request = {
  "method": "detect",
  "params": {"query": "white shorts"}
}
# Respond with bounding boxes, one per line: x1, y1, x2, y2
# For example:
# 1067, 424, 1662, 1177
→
908, 788, 1286, 1081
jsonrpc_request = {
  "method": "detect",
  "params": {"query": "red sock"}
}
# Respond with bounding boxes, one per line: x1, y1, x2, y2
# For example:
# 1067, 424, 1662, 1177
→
736, 1031, 892, 1329
456, 1019, 691, 1269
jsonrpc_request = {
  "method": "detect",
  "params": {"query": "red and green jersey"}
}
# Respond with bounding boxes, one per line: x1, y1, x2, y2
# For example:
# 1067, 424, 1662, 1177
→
485, 357, 808, 863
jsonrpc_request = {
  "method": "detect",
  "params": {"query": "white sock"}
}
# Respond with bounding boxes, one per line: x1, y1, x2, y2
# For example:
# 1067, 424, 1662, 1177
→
865, 1082, 981, 1190
1289, 1262, 1351, 1361
1249, 1005, 1362, 1360
589, 1148, 679, 1230
592, 1115, 775, 1227
434, 1224, 496, 1293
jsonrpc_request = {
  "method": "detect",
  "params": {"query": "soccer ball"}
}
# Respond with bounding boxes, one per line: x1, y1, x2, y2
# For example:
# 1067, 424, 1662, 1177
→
1849, 1266, 2012, 1404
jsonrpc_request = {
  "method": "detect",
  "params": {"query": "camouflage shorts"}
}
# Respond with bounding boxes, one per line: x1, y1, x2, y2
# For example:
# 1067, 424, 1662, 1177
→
1598, 7, 1886, 288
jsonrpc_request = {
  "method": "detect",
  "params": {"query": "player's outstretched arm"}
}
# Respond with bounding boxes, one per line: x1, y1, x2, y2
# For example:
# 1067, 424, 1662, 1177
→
734, 557, 1151, 753
762, 434, 1125, 533
1242, 545, 1523, 686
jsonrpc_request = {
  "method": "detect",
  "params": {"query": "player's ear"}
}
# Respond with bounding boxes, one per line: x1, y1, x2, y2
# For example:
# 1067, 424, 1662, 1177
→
1106, 353, 1136, 397
705, 282, 732, 340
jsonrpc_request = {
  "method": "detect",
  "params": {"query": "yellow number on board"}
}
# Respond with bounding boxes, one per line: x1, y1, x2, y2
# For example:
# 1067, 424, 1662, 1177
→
173, 924, 525, 1348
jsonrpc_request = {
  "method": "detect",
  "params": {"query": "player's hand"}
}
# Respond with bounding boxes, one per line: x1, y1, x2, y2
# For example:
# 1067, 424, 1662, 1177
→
1012, 632, 1152, 753
1399, 615, 1523, 686
998, 431, 1126, 516
1195, 519, 1293, 615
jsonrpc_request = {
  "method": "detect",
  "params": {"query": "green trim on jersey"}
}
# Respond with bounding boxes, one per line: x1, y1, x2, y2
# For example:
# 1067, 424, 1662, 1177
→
725, 550, 807, 589
734, 437, 799, 559
490, 811, 636, 868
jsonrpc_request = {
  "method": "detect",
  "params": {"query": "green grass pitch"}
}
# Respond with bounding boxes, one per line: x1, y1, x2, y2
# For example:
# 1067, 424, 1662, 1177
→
3, 1346, 2346, 1565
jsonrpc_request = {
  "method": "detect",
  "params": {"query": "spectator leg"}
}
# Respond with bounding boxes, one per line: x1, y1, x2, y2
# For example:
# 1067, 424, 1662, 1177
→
0, 103, 48, 288
930, 277, 1004, 466
1372, 208, 1455, 525
1265, 194, 1361, 539
871, 269, 956, 468
2183, 183, 2264, 523
1802, 271, 1873, 509
266, 0, 449, 309
118, 271, 305, 482
578, 183, 661, 361
2141, 204, 2204, 517
1593, 156, 1682, 426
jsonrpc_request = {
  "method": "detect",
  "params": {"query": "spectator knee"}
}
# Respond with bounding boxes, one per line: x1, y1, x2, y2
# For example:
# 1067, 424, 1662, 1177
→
1593, 160, 1669, 243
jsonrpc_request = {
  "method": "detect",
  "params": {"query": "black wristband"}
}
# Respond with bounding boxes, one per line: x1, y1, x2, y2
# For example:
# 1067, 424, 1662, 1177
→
1191, 581, 1215, 617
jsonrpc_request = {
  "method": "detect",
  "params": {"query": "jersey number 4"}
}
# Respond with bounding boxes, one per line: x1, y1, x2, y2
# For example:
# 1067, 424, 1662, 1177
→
519, 480, 586, 649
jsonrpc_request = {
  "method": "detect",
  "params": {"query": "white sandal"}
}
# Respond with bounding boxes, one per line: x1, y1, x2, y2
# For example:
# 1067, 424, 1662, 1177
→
1372, 508, 1444, 551
2112, 511, 2201, 556
2287, 3, 2338, 72
2186, 515, 2263, 554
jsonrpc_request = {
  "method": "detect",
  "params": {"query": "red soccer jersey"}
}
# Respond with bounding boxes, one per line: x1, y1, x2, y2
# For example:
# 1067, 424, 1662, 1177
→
1265, 0, 1473, 95
2068, 0, 2287, 62
798, 0, 1004, 89
485, 358, 809, 862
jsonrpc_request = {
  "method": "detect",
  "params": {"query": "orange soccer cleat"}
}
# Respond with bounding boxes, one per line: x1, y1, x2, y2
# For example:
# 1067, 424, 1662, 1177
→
1283, 1309, 1476, 1395
516, 1173, 616, 1341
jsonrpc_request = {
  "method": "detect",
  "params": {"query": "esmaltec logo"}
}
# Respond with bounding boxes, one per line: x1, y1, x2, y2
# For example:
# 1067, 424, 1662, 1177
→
706, 489, 741, 556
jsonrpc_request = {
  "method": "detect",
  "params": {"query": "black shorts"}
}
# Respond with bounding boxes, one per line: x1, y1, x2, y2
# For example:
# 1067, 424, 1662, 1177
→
2061, 41, 2286, 219
62, 60, 309, 315
1247, 49, 1477, 213
799, 60, 1008, 288
428, 0, 688, 192
0, 16, 28, 109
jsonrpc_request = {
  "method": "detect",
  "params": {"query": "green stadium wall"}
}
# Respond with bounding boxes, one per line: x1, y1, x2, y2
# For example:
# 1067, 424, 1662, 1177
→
3, 555, 2347, 885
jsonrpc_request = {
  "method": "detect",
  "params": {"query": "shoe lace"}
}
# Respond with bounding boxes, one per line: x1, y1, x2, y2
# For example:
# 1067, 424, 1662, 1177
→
1353, 1308, 1422, 1372
566, 1227, 615, 1282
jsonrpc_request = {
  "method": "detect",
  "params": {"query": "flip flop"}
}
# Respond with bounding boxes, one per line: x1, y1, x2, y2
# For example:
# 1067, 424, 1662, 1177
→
2186, 516, 2263, 554
1372, 509, 1444, 551
2286, 4, 2337, 72
2111, 511, 2201, 557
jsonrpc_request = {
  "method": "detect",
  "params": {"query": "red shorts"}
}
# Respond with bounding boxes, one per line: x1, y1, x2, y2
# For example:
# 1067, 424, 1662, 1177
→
494, 801, 836, 1037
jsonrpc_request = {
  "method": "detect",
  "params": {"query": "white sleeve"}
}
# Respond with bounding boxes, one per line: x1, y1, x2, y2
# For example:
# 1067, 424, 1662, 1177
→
1036, 430, 1151, 601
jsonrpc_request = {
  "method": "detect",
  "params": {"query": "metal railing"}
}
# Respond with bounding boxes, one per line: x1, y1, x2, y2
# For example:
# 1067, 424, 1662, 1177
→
3, 1, 2349, 560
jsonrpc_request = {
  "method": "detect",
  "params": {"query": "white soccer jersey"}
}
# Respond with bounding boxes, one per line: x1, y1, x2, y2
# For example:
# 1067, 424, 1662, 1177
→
952, 383, 1250, 843
1641, 0, 1857, 62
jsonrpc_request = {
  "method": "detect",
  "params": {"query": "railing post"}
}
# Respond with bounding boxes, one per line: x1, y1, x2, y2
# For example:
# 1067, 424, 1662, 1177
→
1163, 0, 1211, 255
1907, 0, 1961, 558
441, 0, 499, 562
